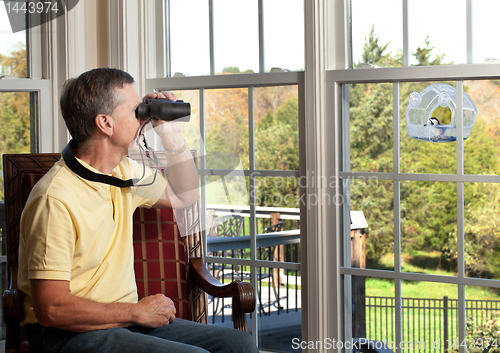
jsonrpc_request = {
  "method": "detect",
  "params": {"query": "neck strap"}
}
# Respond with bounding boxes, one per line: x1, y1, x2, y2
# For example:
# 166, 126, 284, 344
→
62, 139, 138, 188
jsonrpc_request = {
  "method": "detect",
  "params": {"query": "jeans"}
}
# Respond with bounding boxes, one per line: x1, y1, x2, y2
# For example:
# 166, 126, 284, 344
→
28, 319, 259, 353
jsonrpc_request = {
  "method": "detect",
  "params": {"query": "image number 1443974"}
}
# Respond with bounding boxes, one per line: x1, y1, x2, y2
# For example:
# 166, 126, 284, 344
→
2, 0, 80, 33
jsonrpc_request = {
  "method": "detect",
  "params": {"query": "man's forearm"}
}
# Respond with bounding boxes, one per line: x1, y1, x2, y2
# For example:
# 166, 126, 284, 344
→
164, 146, 200, 207
31, 280, 175, 332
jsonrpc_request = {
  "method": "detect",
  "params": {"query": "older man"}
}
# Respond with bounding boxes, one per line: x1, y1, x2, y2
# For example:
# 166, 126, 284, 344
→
18, 68, 258, 353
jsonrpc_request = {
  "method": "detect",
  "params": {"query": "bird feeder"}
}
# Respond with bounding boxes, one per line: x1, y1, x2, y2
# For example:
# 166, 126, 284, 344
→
406, 83, 478, 143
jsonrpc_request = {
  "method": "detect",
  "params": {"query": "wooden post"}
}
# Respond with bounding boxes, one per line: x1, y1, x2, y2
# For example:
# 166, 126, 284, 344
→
351, 226, 367, 339
270, 212, 284, 306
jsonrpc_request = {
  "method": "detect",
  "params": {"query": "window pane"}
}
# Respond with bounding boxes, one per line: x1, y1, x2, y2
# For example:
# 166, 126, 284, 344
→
213, 0, 258, 74
255, 86, 298, 171
401, 281, 458, 348
464, 80, 500, 175
465, 284, 500, 352
408, 0, 466, 66
400, 181, 457, 276
258, 267, 301, 352
350, 178, 394, 271
263, 0, 304, 72
170, 0, 210, 76
400, 81, 457, 174
205, 88, 249, 169
0, 4, 27, 78
347, 276, 396, 350
351, 0, 402, 68
472, 1, 500, 64
464, 183, 500, 280
349, 82, 393, 173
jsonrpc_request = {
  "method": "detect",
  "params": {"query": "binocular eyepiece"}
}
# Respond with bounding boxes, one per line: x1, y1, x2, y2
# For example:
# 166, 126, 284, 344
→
135, 98, 191, 122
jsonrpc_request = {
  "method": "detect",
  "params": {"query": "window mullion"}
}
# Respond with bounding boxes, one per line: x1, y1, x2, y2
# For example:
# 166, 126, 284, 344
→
258, 0, 264, 73
208, 0, 215, 76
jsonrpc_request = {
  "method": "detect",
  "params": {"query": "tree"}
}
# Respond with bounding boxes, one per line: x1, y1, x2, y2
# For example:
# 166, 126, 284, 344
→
0, 43, 30, 201
413, 36, 446, 66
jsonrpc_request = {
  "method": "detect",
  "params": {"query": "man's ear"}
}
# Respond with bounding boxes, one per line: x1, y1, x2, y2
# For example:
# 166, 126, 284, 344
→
95, 114, 113, 137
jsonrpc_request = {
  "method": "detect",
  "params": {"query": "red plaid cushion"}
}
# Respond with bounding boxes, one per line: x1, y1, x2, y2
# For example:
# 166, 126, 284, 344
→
133, 207, 190, 320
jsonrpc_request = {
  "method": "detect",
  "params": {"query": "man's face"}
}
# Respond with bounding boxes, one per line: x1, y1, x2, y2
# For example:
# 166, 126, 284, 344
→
109, 83, 146, 151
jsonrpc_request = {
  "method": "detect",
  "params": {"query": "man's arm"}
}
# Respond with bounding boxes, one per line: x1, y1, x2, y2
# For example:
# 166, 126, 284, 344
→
31, 279, 176, 332
143, 91, 199, 210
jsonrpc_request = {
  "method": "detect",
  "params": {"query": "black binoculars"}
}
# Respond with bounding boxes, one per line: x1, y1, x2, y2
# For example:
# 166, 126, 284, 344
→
135, 98, 191, 122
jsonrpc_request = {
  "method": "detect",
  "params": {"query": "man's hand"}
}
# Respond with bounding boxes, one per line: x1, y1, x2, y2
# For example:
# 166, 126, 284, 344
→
134, 294, 177, 328
142, 91, 184, 151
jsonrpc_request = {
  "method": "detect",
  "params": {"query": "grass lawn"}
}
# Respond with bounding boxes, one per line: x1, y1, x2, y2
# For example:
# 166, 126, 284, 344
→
366, 252, 500, 301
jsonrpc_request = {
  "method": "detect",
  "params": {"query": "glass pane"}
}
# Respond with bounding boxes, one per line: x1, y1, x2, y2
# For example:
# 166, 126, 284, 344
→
347, 276, 396, 351
350, 178, 394, 271
254, 176, 300, 264
400, 81, 457, 174
349, 82, 393, 173
0, 3, 27, 78
408, 0, 466, 66
472, 1, 500, 64
0, 91, 31, 199
254, 86, 299, 171
400, 181, 457, 276
464, 183, 500, 280
351, 0, 403, 68
263, 0, 304, 72
401, 281, 458, 349
465, 285, 500, 352
258, 267, 301, 352
213, 0, 258, 74
205, 88, 249, 169
170, 0, 210, 76
464, 80, 500, 175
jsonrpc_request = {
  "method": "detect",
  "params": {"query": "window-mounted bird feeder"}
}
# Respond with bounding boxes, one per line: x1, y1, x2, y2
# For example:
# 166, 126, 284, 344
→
406, 83, 477, 143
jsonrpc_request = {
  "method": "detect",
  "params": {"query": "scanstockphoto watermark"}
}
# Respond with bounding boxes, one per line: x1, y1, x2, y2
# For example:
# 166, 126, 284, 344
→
291, 337, 445, 351
2, 0, 80, 33
249, 171, 380, 208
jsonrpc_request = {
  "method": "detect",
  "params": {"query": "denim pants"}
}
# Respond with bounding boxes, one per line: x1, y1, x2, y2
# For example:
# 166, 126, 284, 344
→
28, 318, 259, 353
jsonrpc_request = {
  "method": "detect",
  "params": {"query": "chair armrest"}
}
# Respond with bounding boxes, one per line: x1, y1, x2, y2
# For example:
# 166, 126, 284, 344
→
3, 289, 24, 353
189, 257, 255, 332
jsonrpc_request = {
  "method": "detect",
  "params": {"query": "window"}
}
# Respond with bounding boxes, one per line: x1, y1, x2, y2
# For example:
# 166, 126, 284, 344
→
350, 0, 500, 68
339, 2, 500, 349
145, 1, 305, 350
0, 4, 54, 342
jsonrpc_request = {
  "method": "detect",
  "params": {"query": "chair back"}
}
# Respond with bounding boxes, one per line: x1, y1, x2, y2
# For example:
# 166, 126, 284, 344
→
2, 152, 206, 353
210, 214, 244, 238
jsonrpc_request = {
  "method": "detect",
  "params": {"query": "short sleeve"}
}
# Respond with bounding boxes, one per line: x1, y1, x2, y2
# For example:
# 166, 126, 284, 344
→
21, 195, 76, 281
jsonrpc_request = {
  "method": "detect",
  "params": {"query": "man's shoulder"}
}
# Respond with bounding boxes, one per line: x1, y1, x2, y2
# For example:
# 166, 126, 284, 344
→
27, 159, 85, 202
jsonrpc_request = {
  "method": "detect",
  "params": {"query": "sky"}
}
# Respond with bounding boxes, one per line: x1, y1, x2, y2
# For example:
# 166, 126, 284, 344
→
1, 1, 500, 70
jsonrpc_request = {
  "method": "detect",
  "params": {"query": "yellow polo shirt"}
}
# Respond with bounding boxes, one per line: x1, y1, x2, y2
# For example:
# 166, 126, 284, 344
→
18, 156, 167, 325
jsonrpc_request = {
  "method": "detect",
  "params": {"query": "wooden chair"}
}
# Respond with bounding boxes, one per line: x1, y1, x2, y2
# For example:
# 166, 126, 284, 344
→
2, 152, 255, 353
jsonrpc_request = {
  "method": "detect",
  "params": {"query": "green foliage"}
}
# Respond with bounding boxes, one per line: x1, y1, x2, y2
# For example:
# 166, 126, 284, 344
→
0, 43, 31, 201
413, 36, 447, 66
361, 25, 389, 65
351, 27, 500, 280
449, 311, 500, 353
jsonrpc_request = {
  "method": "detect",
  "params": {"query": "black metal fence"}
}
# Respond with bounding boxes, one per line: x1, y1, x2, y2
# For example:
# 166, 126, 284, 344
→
365, 295, 500, 351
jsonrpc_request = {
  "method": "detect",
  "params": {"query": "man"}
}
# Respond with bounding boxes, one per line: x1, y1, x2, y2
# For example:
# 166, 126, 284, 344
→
18, 68, 258, 353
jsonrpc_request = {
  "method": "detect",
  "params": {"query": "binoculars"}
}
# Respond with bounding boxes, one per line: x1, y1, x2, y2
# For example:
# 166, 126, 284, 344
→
135, 98, 191, 122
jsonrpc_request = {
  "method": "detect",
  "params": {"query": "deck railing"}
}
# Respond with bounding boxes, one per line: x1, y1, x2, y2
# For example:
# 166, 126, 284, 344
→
204, 204, 302, 325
